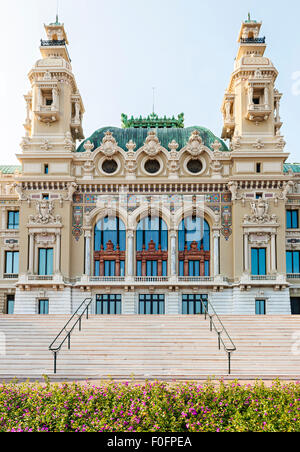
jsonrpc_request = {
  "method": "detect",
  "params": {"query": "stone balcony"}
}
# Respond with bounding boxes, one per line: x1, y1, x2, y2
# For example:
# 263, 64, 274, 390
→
246, 104, 272, 122
34, 105, 59, 124
239, 273, 288, 291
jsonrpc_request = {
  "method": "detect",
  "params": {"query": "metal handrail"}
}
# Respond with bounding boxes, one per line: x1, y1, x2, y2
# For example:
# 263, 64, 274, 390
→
200, 298, 236, 375
49, 297, 93, 374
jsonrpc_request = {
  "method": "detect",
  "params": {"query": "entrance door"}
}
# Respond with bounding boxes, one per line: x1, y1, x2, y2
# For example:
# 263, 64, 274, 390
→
291, 298, 300, 315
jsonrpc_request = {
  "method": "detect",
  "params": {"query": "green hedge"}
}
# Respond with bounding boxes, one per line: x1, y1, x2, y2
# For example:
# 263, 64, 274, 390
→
0, 380, 299, 432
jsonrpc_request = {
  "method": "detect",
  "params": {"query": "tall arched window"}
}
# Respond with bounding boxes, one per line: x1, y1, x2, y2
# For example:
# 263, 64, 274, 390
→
178, 216, 210, 277
136, 216, 168, 277
94, 216, 126, 276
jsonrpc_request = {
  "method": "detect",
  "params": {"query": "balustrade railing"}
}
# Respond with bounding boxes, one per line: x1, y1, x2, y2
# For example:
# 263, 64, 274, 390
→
240, 37, 266, 43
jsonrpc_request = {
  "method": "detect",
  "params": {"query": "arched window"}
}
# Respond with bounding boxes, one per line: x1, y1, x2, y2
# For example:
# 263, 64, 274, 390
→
94, 216, 126, 277
136, 216, 168, 277
178, 216, 210, 277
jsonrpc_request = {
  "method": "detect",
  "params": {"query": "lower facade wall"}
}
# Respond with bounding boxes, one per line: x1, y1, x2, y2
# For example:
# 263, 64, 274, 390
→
12, 286, 292, 316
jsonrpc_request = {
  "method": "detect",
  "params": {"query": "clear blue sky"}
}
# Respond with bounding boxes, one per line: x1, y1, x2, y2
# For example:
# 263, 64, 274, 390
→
1, 0, 300, 163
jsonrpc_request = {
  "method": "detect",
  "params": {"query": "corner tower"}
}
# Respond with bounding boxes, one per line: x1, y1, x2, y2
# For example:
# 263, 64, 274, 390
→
221, 17, 288, 173
21, 18, 85, 155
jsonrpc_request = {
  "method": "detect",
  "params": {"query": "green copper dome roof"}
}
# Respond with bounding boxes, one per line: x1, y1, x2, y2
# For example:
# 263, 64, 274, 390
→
284, 163, 300, 173
77, 126, 229, 153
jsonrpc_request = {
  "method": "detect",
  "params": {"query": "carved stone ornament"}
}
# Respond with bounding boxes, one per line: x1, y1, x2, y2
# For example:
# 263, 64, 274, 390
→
168, 140, 179, 174
64, 132, 75, 151
249, 232, 270, 247
40, 139, 53, 151
99, 131, 119, 158
29, 200, 61, 225
35, 232, 56, 247
275, 181, 295, 202
185, 131, 205, 157
83, 140, 94, 153
141, 130, 165, 157
211, 139, 222, 153
253, 139, 264, 150
231, 136, 241, 151
244, 198, 277, 224
227, 181, 241, 201
20, 136, 31, 151
125, 140, 137, 174
276, 137, 286, 150
13, 183, 28, 201
210, 160, 223, 176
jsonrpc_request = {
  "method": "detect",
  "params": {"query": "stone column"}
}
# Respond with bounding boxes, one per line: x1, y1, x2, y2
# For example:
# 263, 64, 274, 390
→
244, 233, 249, 272
213, 231, 220, 276
55, 233, 61, 273
127, 230, 134, 277
170, 231, 177, 277
1, 207, 6, 230
28, 233, 34, 274
271, 233, 276, 273
264, 86, 269, 108
85, 231, 91, 277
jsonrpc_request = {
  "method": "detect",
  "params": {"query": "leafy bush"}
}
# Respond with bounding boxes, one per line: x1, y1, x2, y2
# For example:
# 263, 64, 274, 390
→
0, 380, 299, 432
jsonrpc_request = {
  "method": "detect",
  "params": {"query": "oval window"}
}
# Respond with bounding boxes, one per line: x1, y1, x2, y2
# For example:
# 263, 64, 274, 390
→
102, 159, 118, 174
144, 159, 161, 174
187, 159, 203, 174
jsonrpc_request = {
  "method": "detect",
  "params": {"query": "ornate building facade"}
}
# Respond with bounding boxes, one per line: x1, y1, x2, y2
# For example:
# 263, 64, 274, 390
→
1, 17, 300, 316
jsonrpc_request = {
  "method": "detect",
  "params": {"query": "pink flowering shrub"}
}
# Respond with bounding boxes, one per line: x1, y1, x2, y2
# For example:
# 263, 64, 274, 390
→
0, 379, 299, 432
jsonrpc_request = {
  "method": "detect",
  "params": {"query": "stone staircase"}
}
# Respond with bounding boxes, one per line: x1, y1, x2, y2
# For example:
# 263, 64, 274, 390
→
0, 315, 299, 380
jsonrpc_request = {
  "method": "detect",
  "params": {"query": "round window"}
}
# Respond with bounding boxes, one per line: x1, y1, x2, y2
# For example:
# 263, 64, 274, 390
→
187, 159, 203, 174
144, 159, 161, 174
102, 159, 118, 174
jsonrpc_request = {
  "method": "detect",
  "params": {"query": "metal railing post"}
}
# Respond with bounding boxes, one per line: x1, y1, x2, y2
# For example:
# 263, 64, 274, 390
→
79, 317, 82, 332
54, 352, 57, 374
68, 333, 71, 350
86, 306, 89, 320
218, 332, 221, 350
210, 316, 213, 332
228, 352, 231, 375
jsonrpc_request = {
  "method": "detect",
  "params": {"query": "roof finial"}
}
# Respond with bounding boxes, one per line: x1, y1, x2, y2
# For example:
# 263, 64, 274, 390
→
248, 12, 251, 21
56, 0, 59, 24
152, 87, 156, 115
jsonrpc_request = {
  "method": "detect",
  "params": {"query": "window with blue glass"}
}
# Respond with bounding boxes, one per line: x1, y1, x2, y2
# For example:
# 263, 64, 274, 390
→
38, 248, 53, 276
94, 216, 126, 277
255, 299, 266, 315
182, 294, 208, 315
96, 294, 122, 315
286, 210, 299, 229
6, 295, 15, 315
178, 216, 210, 276
286, 251, 300, 274
39, 299, 49, 315
139, 294, 165, 315
251, 248, 266, 276
5, 251, 19, 275
7, 211, 19, 230
136, 216, 168, 276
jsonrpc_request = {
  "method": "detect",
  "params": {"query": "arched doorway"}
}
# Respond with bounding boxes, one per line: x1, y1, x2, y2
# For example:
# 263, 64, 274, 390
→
136, 216, 168, 276
94, 216, 126, 276
178, 216, 210, 276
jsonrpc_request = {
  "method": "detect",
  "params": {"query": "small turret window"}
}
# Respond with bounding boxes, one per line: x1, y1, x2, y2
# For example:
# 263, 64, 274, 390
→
144, 159, 161, 175
187, 159, 203, 174
102, 159, 118, 174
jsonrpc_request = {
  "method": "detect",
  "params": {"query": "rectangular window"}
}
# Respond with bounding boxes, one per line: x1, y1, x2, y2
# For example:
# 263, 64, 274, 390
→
139, 294, 165, 315
182, 294, 208, 315
256, 163, 261, 173
7, 211, 19, 230
255, 299, 266, 315
286, 251, 300, 274
6, 295, 15, 315
38, 248, 53, 276
96, 294, 122, 315
104, 260, 115, 276
287, 210, 299, 229
251, 248, 266, 276
39, 299, 49, 315
44, 164, 49, 175
5, 251, 19, 275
